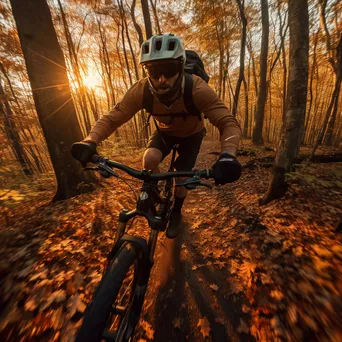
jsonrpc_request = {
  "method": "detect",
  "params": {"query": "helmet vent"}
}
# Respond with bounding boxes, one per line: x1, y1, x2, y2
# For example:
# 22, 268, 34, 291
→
143, 43, 149, 54
168, 40, 176, 51
155, 39, 162, 51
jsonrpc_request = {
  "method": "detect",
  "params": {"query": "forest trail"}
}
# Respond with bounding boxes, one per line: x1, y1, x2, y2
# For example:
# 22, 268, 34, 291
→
0, 138, 342, 341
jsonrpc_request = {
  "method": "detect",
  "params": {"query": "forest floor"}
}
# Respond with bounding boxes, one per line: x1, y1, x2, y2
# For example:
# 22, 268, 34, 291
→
0, 138, 342, 342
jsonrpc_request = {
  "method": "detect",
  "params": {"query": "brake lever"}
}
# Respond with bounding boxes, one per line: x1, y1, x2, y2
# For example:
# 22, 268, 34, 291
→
84, 161, 119, 178
98, 161, 119, 178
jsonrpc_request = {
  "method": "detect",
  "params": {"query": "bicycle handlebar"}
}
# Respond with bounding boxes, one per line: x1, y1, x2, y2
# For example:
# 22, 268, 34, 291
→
91, 154, 213, 181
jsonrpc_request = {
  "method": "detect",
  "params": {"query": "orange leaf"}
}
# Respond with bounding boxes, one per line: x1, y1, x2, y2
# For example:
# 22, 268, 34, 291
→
197, 317, 211, 338
210, 283, 219, 291
140, 319, 154, 340
270, 289, 284, 300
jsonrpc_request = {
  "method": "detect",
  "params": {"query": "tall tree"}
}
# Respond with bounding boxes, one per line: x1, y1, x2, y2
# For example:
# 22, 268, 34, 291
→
0, 78, 33, 175
262, 0, 309, 203
141, 0, 153, 39
9, 0, 95, 201
233, 0, 247, 117
252, 0, 269, 145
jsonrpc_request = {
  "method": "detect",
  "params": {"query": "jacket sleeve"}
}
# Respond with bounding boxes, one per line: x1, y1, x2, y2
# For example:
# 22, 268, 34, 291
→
87, 80, 146, 143
191, 76, 241, 153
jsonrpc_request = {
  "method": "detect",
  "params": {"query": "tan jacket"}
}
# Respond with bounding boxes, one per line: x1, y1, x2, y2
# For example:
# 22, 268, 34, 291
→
87, 75, 241, 152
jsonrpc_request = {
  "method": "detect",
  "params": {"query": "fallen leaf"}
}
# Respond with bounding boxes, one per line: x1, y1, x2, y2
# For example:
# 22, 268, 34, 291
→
197, 317, 211, 338
260, 273, 272, 285
40, 290, 66, 311
140, 319, 154, 340
210, 283, 219, 291
67, 293, 86, 318
287, 304, 297, 324
29, 269, 48, 282
213, 249, 226, 259
313, 257, 330, 272
312, 245, 333, 258
229, 278, 243, 294
50, 307, 64, 330
294, 247, 304, 259
270, 289, 284, 301
239, 261, 257, 284
214, 260, 226, 269
242, 304, 251, 313
66, 280, 76, 295
230, 260, 240, 274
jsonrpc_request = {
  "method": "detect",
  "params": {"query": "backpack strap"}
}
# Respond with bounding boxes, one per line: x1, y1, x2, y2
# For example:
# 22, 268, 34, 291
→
143, 81, 154, 114
143, 74, 203, 121
184, 73, 202, 121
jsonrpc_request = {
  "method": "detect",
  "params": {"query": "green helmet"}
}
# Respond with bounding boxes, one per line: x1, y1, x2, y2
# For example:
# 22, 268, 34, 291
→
140, 33, 186, 65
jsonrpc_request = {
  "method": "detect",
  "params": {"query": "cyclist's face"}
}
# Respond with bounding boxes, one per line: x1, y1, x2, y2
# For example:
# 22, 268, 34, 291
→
144, 61, 182, 94
149, 73, 179, 94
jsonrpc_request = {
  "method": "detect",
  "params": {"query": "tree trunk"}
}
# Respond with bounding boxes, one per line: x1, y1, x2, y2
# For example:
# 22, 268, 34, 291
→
311, 76, 341, 154
242, 77, 249, 138
0, 61, 42, 171
96, 17, 116, 107
130, 0, 144, 46
0, 79, 33, 175
141, 0, 153, 39
304, 29, 319, 144
323, 36, 342, 145
252, 0, 269, 145
149, 0, 161, 34
119, 0, 139, 81
233, 0, 247, 117
262, 0, 309, 204
215, 17, 224, 99
10, 0, 96, 201
276, 0, 288, 121
57, 0, 91, 133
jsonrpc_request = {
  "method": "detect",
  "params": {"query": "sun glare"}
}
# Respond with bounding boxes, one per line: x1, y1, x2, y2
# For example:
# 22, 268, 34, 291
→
83, 72, 101, 89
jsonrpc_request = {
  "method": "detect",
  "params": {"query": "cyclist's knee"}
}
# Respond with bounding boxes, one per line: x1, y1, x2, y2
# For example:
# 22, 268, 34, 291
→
143, 148, 162, 172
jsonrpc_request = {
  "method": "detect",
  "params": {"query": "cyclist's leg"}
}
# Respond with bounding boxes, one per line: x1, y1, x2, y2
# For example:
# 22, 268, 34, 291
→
167, 128, 206, 238
174, 127, 207, 193
143, 130, 172, 172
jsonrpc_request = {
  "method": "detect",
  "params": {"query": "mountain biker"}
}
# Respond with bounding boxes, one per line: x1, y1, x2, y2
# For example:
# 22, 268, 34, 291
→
73, 33, 242, 239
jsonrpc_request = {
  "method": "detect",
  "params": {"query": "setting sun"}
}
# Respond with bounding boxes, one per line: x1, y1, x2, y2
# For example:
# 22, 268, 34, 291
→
83, 72, 101, 89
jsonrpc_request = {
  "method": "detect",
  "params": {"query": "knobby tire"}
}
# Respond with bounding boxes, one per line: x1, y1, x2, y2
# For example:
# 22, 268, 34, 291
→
76, 242, 142, 342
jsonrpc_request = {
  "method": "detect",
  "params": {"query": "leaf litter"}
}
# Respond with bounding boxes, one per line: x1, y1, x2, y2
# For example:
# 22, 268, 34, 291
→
0, 140, 341, 341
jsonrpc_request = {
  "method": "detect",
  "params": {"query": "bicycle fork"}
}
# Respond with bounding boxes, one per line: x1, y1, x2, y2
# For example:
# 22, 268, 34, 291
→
114, 211, 161, 264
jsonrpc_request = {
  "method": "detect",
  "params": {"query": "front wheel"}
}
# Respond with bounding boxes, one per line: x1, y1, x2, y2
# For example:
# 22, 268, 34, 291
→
76, 242, 145, 342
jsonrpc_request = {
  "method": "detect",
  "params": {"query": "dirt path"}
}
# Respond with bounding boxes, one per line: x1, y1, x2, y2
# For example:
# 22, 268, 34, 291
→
0, 138, 341, 341
133, 139, 254, 341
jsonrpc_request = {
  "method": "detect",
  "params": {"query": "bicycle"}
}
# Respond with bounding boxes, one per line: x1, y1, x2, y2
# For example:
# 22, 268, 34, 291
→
72, 143, 214, 342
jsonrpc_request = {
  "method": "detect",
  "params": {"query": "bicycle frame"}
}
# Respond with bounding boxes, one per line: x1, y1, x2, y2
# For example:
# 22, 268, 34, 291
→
72, 141, 214, 341
109, 144, 179, 264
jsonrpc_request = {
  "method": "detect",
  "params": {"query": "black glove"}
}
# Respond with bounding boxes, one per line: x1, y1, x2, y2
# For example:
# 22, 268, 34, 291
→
71, 141, 97, 167
212, 152, 241, 185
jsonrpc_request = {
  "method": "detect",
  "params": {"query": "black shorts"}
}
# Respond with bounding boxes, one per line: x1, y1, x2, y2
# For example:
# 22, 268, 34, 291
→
146, 128, 206, 171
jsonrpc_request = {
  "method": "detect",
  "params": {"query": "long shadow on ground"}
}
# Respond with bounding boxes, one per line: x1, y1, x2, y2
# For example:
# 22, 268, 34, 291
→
151, 222, 255, 342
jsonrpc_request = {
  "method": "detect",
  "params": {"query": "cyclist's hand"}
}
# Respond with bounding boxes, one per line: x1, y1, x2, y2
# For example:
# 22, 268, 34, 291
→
71, 141, 97, 167
212, 152, 241, 185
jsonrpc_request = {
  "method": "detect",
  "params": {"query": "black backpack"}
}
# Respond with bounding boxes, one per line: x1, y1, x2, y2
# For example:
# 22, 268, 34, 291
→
143, 50, 209, 121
